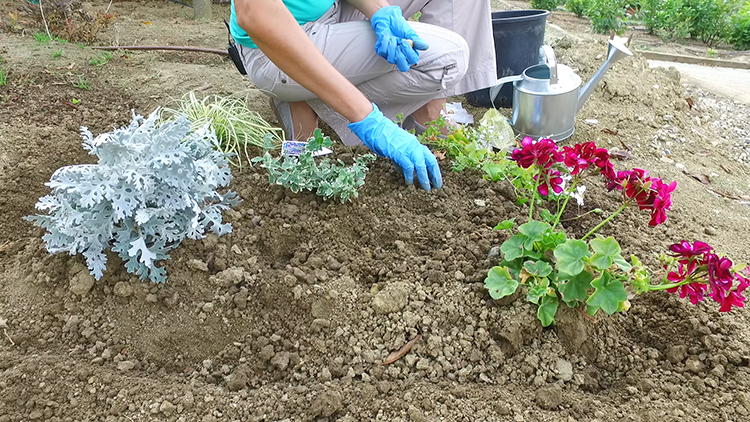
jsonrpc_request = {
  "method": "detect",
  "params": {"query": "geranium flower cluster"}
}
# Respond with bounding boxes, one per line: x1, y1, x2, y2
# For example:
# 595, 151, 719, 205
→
665, 240, 750, 312
511, 137, 676, 226
606, 168, 677, 226
511, 138, 564, 196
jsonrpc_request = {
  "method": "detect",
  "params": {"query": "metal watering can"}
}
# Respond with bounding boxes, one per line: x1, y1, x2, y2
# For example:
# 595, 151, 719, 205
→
489, 40, 633, 141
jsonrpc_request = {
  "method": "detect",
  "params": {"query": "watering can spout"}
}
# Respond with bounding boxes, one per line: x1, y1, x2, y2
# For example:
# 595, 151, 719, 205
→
577, 39, 633, 112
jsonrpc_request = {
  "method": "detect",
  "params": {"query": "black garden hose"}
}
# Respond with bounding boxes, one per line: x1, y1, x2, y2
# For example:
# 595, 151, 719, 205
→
167, 0, 231, 7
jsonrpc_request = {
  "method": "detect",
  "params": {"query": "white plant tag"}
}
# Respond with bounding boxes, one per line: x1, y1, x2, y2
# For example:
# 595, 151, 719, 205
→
282, 141, 333, 157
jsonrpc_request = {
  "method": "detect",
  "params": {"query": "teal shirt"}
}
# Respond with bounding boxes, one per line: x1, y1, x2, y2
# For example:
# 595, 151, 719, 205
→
230, 0, 335, 48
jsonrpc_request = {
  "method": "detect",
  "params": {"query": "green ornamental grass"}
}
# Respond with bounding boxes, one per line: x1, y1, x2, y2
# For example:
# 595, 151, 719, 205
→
162, 92, 285, 169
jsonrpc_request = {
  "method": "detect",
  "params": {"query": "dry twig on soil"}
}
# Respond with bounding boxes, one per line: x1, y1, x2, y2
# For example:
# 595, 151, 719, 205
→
380, 329, 423, 366
3, 330, 14, 346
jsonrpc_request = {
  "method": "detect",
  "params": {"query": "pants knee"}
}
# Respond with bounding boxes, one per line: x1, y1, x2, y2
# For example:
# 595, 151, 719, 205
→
450, 35, 470, 86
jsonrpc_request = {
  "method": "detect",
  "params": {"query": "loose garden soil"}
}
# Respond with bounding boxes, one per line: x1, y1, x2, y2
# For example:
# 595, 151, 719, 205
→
1, 1, 750, 421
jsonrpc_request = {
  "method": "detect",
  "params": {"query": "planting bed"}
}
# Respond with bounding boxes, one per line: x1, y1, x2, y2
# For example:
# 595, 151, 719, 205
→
1, 1, 750, 421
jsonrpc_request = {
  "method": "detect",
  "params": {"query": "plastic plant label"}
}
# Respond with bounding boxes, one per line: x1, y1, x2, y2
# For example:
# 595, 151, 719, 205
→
282, 141, 333, 157
443, 102, 474, 124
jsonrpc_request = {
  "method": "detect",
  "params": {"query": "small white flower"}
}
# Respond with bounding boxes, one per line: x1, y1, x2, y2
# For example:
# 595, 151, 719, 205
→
570, 185, 587, 206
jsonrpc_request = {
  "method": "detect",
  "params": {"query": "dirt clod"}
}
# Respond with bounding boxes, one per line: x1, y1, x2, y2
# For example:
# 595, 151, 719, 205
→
68, 270, 95, 296
309, 391, 343, 418
666, 345, 689, 364
113, 281, 133, 297
535, 384, 563, 410
371, 282, 410, 314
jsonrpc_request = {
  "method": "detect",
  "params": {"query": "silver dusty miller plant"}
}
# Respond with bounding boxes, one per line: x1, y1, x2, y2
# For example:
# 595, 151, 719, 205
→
24, 108, 240, 283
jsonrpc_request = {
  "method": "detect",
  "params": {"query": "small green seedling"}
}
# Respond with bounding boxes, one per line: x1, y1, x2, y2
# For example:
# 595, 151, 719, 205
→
89, 52, 113, 67
0, 68, 7, 87
34, 32, 52, 45
53, 50, 63, 59
71, 98, 81, 105
72, 75, 90, 90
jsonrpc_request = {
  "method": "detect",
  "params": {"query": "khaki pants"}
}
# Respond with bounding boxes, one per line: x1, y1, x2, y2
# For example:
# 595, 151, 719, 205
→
239, 0, 495, 145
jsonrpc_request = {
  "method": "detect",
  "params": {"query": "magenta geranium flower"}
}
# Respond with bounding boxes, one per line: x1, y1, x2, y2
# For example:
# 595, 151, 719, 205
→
664, 242, 749, 312
535, 168, 564, 196
606, 170, 631, 191
648, 178, 676, 226
669, 241, 713, 263
667, 282, 709, 305
707, 254, 734, 301
599, 160, 616, 181
511, 137, 562, 169
719, 285, 748, 311
606, 168, 676, 226
562, 142, 613, 177
562, 143, 593, 175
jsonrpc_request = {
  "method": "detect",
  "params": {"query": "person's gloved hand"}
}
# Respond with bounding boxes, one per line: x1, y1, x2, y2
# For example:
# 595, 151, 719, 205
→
348, 104, 442, 191
370, 5, 429, 72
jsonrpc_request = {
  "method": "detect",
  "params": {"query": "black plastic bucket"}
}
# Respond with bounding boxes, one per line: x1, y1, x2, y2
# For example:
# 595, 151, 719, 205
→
465, 10, 550, 109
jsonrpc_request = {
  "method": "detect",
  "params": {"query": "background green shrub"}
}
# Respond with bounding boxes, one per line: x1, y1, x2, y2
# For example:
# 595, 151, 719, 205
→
566, 0, 588, 18
641, 0, 738, 46
681, 0, 732, 47
729, 3, 750, 50
586, 0, 625, 34
531, 0, 563, 11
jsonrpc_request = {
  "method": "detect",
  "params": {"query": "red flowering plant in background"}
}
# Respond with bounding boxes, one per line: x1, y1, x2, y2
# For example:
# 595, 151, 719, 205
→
629, 240, 750, 312
486, 137, 680, 326
487, 136, 747, 325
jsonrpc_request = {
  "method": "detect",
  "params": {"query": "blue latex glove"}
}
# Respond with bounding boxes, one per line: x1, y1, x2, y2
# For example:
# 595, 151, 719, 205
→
348, 104, 443, 191
370, 6, 429, 72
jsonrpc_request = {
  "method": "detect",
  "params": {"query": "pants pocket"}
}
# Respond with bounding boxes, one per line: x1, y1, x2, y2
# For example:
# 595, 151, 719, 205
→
417, 56, 461, 93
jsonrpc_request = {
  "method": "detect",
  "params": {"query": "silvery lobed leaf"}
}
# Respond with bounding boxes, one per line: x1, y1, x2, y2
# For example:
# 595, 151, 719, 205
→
128, 236, 158, 267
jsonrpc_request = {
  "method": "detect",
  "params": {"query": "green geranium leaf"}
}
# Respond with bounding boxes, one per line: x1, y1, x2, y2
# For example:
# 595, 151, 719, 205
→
500, 234, 526, 261
537, 294, 559, 327
518, 221, 551, 245
589, 237, 622, 270
501, 258, 524, 280
554, 239, 590, 276
589, 254, 613, 271
559, 271, 593, 306
586, 271, 628, 315
494, 218, 515, 231
524, 260, 553, 277
613, 255, 632, 272
587, 304, 600, 317
523, 249, 543, 260
539, 209, 555, 224
541, 230, 567, 252
526, 284, 548, 304
485, 266, 520, 300
590, 236, 621, 256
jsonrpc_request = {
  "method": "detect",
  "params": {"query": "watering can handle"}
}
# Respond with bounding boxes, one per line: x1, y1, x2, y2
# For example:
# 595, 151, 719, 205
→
539, 45, 558, 85
489, 75, 524, 107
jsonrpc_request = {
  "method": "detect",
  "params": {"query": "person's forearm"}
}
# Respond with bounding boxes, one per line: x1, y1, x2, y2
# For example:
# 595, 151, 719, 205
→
235, 0, 373, 123
344, 0, 390, 19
